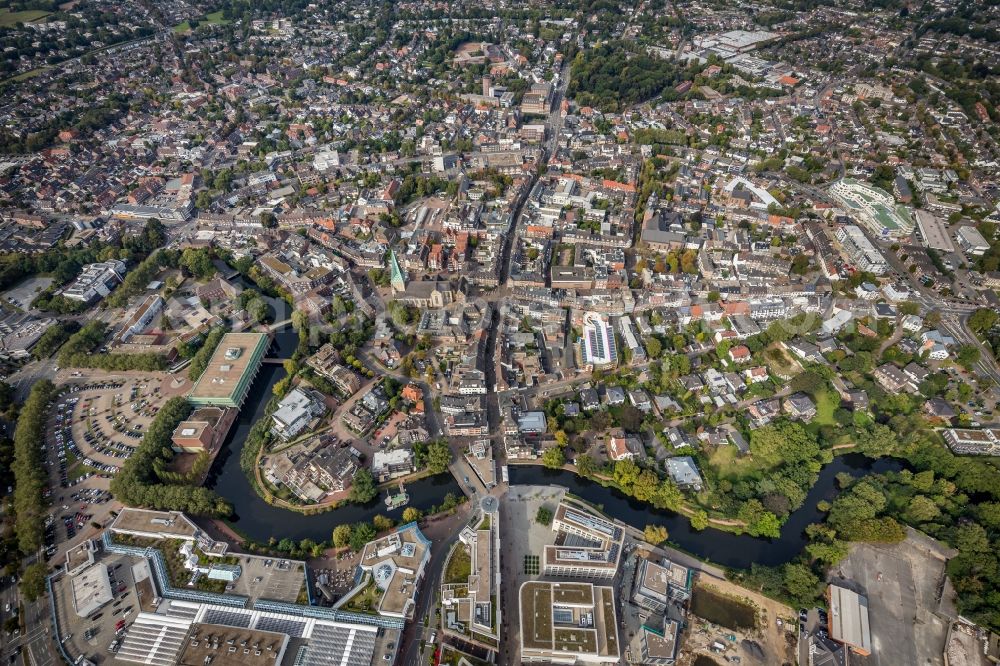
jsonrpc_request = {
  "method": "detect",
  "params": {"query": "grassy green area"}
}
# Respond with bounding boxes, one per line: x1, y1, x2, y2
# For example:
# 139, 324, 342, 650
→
707, 443, 767, 481
67, 462, 88, 482
0, 9, 50, 26
173, 11, 230, 33
812, 389, 838, 427
3, 67, 45, 83
444, 545, 471, 584
762, 344, 798, 379
342, 579, 381, 614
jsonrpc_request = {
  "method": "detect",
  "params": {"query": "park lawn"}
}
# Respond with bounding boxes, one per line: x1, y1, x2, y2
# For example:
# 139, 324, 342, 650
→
203, 11, 230, 24
173, 11, 230, 33
0, 9, 50, 26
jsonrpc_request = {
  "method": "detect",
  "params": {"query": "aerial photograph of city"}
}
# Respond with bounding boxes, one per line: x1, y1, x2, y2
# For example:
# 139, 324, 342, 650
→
0, 0, 997, 665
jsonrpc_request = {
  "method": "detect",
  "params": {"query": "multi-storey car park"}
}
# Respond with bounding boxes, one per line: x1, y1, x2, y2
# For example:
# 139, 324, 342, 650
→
187, 333, 270, 409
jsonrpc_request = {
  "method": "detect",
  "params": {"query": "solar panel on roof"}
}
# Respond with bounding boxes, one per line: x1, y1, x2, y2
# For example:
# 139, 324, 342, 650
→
202, 607, 252, 628
301, 623, 378, 666
256, 616, 306, 638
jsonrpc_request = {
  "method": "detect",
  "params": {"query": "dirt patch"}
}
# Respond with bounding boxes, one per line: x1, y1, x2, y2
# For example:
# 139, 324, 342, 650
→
692, 656, 723, 666
682, 577, 797, 666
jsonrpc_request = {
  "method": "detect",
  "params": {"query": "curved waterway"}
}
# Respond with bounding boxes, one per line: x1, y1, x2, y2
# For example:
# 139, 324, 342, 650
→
204, 328, 462, 544
508, 456, 903, 568
207, 286, 900, 565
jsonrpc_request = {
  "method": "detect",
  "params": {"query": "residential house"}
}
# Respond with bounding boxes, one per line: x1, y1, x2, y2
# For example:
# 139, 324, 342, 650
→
784, 392, 818, 421
664, 457, 703, 490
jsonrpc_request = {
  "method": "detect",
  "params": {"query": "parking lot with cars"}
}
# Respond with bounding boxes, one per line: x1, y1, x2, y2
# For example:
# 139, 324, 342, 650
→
51, 553, 153, 662
51, 380, 168, 481
39, 372, 191, 566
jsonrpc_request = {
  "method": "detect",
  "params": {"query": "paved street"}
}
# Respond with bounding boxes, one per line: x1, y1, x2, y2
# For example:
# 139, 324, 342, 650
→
397, 505, 473, 666
1, 595, 60, 666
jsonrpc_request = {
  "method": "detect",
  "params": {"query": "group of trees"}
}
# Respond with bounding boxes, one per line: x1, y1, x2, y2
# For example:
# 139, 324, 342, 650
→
187, 327, 226, 380
58, 320, 166, 371
541, 446, 566, 469
569, 42, 700, 112
394, 172, 452, 208
104, 249, 170, 309
179, 247, 217, 280
109, 397, 232, 516
770, 395, 1000, 628
348, 469, 378, 504
413, 440, 452, 474
636, 249, 700, 275
31, 321, 78, 360
30, 289, 88, 314
0, 240, 110, 295
12, 381, 56, 554
332, 521, 378, 552
611, 459, 684, 512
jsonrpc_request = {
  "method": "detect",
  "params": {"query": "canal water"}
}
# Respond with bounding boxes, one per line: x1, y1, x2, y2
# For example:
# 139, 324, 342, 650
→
508, 455, 903, 569
203, 320, 462, 545
209, 279, 899, 566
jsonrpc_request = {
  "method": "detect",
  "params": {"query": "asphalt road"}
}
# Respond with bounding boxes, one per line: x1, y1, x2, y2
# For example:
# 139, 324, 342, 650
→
9, 357, 57, 402
396, 507, 471, 666
1, 594, 60, 666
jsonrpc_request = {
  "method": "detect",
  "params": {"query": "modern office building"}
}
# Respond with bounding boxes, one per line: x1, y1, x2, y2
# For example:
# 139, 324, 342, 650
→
442, 518, 501, 642
115, 602, 380, 666
913, 209, 955, 253
956, 226, 991, 256
171, 407, 226, 453
544, 501, 624, 579
348, 523, 431, 620
271, 387, 326, 441
188, 333, 269, 408
70, 564, 114, 617
116, 294, 165, 343
835, 225, 889, 274
86, 510, 405, 666
941, 428, 1000, 456
632, 558, 693, 613
519, 580, 620, 664
61, 260, 127, 303
634, 619, 680, 665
